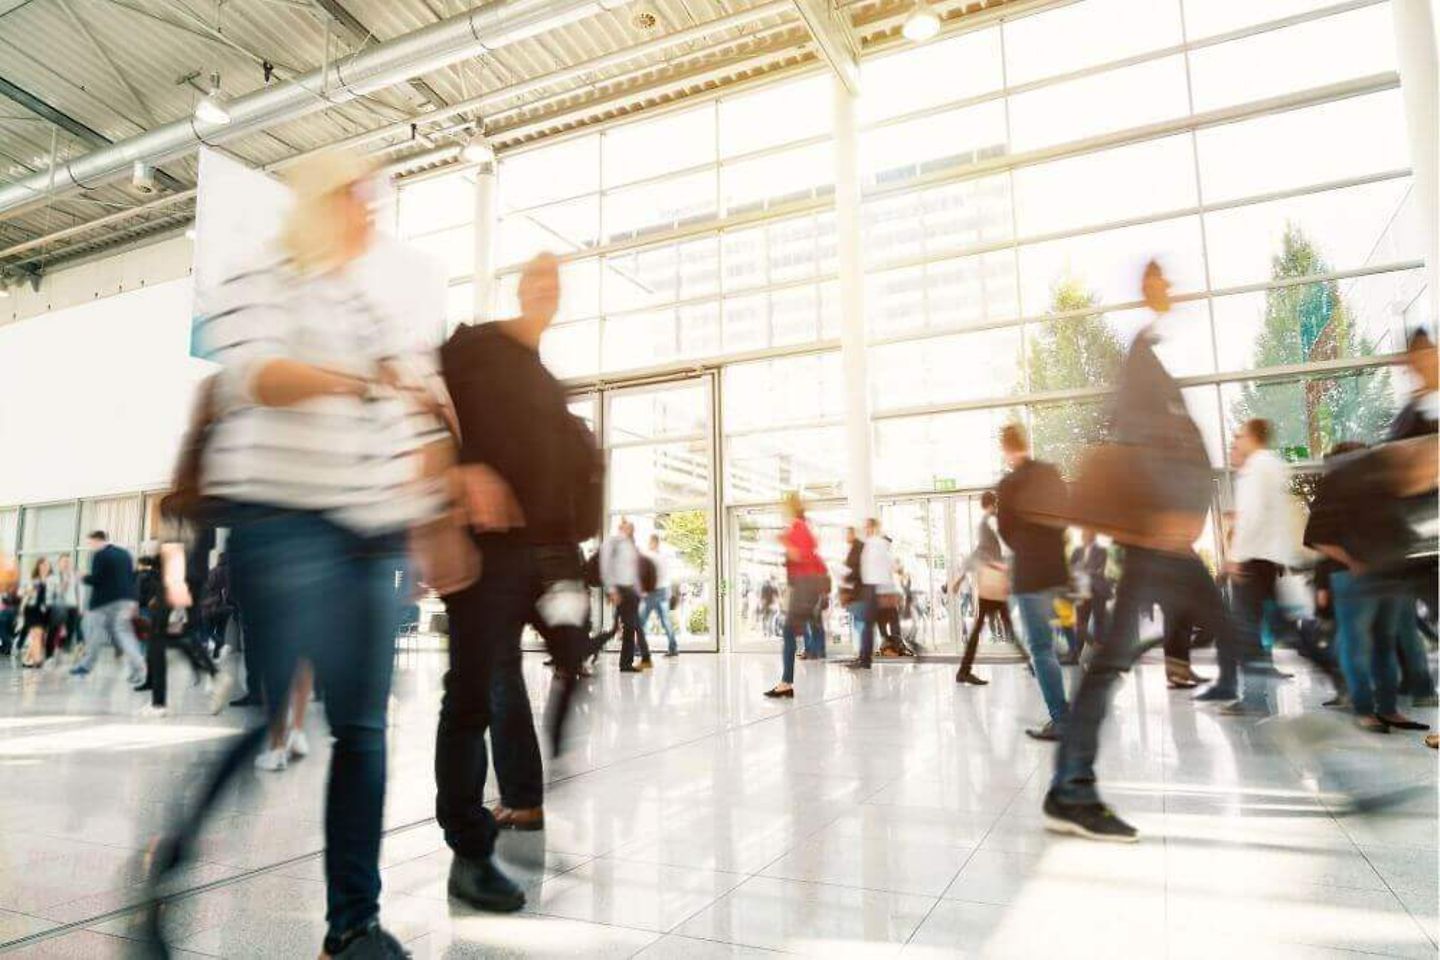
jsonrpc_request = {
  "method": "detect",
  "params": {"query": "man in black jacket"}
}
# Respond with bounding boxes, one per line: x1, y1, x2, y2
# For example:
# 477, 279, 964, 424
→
1069, 530, 1109, 663
995, 424, 1071, 741
71, 531, 146, 683
435, 252, 604, 914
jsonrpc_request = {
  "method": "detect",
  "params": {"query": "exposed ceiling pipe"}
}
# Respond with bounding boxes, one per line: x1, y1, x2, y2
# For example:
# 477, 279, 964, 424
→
0, 0, 600, 218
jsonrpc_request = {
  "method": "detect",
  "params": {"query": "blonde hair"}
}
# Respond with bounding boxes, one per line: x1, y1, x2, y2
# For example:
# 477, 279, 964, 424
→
278, 150, 378, 274
782, 490, 805, 519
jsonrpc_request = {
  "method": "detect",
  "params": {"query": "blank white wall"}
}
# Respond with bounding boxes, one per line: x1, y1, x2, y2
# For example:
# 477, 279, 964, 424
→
0, 277, 210, 506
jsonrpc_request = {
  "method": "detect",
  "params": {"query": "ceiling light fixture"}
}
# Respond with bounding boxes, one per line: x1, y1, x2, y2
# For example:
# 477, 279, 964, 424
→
194, 72, 231, 126
901, 0, 940, 42
459, 132, 495, 165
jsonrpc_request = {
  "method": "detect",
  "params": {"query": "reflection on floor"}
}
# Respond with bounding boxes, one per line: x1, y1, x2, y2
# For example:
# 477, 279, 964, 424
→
0, 648, 1435, 958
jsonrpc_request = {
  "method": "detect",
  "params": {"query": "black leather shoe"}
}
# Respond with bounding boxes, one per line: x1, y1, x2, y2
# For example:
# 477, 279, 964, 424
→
447, 855, 526, 913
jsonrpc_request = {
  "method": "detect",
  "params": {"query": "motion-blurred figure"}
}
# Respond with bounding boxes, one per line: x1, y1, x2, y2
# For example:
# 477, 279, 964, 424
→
1046, 260, 1232, 842
1069, 529, 1109, 665
70, 531, 144, 682
602, 518, 649, 672
765, 492, 826, 698
995, 423, 1070, 741
850, 517, 894, 669
436, 251, 604, 909
159, 150, 449, 959
952, 490, 1013, 686
640, 533, 680, 658
1216, 417, 1292, 716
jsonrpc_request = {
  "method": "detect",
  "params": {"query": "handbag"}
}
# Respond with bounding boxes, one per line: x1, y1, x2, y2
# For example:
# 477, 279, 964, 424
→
977, 563, 1010, 602
406, 388, 482, 597
160, 375, 223, 524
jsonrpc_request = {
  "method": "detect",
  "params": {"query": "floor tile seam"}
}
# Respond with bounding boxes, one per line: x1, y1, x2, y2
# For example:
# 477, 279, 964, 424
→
1351, 844, 1440, 951
898, 756, 1041, 949
626, 930, 800, 958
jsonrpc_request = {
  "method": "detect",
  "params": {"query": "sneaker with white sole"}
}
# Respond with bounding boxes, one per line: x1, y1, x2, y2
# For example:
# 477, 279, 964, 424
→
208, 673, 235, 715
137, 704, 168, 719
254, 746, 288, 772
1042, 792, 1138, 843
287, 729, 310, 760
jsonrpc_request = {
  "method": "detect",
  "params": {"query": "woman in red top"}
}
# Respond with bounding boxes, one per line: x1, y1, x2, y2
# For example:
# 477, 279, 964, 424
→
765, 493, 828, 699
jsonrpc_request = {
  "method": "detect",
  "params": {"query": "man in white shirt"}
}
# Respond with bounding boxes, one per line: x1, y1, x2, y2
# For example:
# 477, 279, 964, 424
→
600, 519, 649, 672
1209, 417, 1292, 715
849, 518, 894, 670
640, 534, 680, 658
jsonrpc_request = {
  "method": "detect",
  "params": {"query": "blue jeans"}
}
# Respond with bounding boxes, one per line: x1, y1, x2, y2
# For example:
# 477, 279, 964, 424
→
640, 588, 678, 654
804, 619, 826, 658
1396, 594, 1437, 699
1013, 589, 1067, 724
165, 507, 405, 942
1332, 570, 1404, 717
847, 600, 867, 648
77, 599, 147, 679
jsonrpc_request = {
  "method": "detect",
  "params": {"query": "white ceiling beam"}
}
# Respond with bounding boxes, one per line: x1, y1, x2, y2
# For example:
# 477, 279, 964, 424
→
790, 0, 859, 93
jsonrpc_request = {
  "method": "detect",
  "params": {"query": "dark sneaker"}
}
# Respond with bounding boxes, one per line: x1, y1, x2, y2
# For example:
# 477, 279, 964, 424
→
447, 855, 526, 913
1025, 721, 1062, 742
1042, 793, 1138, 843
845, 660, 871, 670
1194, 685, 1238, 703
618, 664, 640, 674
1322, 695, 1351, 710
956, 672, 988, 686
322, 921, 411, 959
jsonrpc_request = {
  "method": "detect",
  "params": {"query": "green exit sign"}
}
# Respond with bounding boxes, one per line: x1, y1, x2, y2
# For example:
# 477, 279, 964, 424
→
934, 477, 957, 492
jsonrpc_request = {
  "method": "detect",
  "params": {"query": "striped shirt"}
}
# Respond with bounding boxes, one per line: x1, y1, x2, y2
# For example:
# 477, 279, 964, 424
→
194, 261, 449, 535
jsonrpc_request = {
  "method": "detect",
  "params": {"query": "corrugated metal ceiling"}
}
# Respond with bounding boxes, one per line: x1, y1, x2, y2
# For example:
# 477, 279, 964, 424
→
0, 0, 1017, 273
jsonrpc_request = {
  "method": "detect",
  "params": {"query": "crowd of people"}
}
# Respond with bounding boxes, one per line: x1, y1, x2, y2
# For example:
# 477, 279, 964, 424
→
1, 152, 1434, 959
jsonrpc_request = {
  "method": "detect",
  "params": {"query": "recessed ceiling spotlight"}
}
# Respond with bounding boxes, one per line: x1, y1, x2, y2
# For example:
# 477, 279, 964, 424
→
902, 0, 941, 42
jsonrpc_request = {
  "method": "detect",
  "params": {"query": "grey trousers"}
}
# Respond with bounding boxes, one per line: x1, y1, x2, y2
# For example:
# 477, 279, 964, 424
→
78, 600, 147, 679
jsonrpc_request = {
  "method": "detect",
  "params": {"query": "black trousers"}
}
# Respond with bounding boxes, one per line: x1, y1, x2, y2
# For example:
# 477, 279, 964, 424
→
615, 586, 647, 666
1224, 559, 1281, 700
960, 598, 1014, 675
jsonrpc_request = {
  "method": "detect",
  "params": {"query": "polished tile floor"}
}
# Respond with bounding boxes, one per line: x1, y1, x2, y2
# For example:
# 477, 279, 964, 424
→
0, 647, 1435, 959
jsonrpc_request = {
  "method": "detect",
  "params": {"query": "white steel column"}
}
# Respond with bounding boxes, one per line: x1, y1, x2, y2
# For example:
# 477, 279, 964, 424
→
1392, 0, 1439, 325
834, 75, 874, 523
472, 159, 498, 321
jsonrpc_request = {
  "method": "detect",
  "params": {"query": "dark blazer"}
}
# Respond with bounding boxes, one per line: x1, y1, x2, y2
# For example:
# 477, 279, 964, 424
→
996, 459, 1069, 594
84, 543, 137, 609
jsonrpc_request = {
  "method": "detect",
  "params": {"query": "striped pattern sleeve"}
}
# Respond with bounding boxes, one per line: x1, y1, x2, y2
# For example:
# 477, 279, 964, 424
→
194, 266, 293, 413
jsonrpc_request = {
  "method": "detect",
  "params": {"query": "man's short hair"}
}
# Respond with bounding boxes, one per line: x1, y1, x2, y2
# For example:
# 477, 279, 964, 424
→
1242, 418, 1272, 448
1408, 328, 1433, 352
87, 530, 107, 542
999, 423, 1028, 453
980, 490, 997, 510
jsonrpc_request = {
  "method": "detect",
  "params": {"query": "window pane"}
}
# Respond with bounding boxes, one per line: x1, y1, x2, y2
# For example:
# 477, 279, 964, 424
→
1004, 0, 1182, 86
767, 216, 823, 283
398, 172, 475, 236
1220, 369, 1399, 462
561, 259, 601, 321
498, 195, 600, 265
720, 74, 831, 157
866, 265, 925, 339
20, 503, 76, 552
1028, 398, 1108, 478
679, 302, 721, 357
678, 237, 720, 300
602, 106, 715, 188
862, 100, 1007, 187
603, 245, 678, 313
1013, 135, 1196, 237
407, 224, 475, 281
723, 353, 844, 431
859, 28, 1004, 123
447, 283, 474, 327
927, 251, 1021, 332
1111, 300, 1217, 378
0, 508, 18, 554
770, 285, 820, 346
874, 408, 1021, 492
1196, 91, 1410, 203
869, 328, 1023, 411
609, 386, 709, 443
1188, 6, 1396, 113
722, 293, 768, 353
1007, 56, 1189, 153
918, 174, 1013, 255
539, 319, 599, 379
604, 170, 717, 243
722, 225, 765, 292
1213, 270, 1420, 373
602, 309, 678, 372
726, 427, 847, 503
1183, 0, 1335, 40
500, 135, 599, 211
1204, 179, 1420, 290
721, 141, 834, 215
1018, 215, 1205, 314
610, 442, 711, 510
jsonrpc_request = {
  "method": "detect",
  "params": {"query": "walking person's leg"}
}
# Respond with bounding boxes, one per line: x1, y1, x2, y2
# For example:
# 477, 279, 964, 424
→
489, 569, 545, 826
1014, 591, 1068, 733
856, 587, 877, 667
956, 598, 991, 683
107, 601, 148, 684
616, 588, 640, 669
1394, 595, 1437, 703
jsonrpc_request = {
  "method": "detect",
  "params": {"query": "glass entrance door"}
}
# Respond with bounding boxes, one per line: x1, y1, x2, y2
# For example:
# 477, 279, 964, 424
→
879, 494, 1027, 661
603, 376, 718, 652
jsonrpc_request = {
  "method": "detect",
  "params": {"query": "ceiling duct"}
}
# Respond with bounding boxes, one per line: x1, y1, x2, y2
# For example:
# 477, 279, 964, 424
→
0, 0, 600, 217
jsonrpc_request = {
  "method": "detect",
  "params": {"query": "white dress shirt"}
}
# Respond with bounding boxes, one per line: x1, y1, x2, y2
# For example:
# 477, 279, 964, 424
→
600, 534, 639, 590
1231, 448, 1296, 566
860, 535, 895, 590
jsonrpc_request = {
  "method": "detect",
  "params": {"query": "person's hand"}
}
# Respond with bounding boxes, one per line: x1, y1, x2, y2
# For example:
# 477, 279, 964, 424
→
1225, 561, 1243, 577
457, 463, 525, 531
165, 580, 192, 609
1316, 588, 1329, 609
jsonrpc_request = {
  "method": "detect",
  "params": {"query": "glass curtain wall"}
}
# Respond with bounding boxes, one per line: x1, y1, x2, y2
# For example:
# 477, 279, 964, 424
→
392, 0, 1429, 649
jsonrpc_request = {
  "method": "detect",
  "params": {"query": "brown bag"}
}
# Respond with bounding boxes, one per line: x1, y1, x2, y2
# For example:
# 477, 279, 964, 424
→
1060, 444, 1207, 554
977, 563, 1010, 602
406, 392, 482, 597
